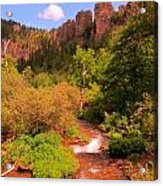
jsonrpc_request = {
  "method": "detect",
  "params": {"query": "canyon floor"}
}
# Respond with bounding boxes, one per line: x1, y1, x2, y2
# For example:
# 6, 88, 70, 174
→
4, 120, 153, 180
71, 120, 128, 180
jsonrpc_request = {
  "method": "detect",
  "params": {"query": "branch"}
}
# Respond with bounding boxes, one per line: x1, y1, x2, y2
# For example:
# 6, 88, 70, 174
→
3, 39, 11, 56
1, 165, 15, 177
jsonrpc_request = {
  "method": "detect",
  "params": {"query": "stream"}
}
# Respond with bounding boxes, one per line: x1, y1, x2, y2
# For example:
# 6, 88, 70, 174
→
4, 120, 128, 180
71, 120, 127, 180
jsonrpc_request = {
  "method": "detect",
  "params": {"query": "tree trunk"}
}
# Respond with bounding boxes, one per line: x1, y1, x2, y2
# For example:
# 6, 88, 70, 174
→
80, 63, 86, 110
80, 88, 84, 110
3, 39, 10, 57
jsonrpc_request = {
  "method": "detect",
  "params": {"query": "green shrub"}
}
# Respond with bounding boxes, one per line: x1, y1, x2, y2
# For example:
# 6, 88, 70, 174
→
34, 132, 61, 147
22, 67, 57, 88
31, 72, 56, 88
5, 133, 78, 178
66, 126, 89, 142
109, 137, 146, 158
107, 131, 122, 139
129, 93, 155, 139
84, 83, 101, 103
32, 144, 77, 178
100, 112, 130, 137
130, 137, 146, 154
78, 107, 103, 123
66, 126, 80, 138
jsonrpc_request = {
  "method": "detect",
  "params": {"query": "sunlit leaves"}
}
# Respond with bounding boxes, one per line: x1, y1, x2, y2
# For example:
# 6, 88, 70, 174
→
5, 133, 78, 178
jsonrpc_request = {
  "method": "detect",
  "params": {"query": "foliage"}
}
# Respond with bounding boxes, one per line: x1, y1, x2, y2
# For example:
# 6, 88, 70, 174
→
110, 11, 124, 25
65, 126, 89, 142
56, 41, 77, 72
30, 37, 57, 73
101, 112, 128, 134
100, 93, 155, 140
78, 107, 103, 123
84, 83, 101, 103
66, 126, 80, 138
102, 6, 156, 114
1, 20, 12, 40
22, 66, 35, 84
70, 46, 110, 87
70, 45, 95, 87
2, 61, 81, 137
53, 82, 80, 114
5, 133, 78, 178
31, 72, 56, 88
2, 58, 32, 135
71, 47, 110, 123
2, 2, 157, 178
100, 112, 142, 139
109, 137, 146, 158
129, 93, 155, 139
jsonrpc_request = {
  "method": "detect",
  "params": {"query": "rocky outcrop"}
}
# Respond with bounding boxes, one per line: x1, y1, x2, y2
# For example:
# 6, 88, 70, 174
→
58, 19, 76, 44
110, 2, 141, 26
50, 10, 93, 46
51, 2, 115, 43
75, 10, 93, 45
2, 2, 141, 60
94, 3, 113, 40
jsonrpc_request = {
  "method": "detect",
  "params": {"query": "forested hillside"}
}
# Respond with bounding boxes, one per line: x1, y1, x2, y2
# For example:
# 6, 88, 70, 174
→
1, 1, 158, 180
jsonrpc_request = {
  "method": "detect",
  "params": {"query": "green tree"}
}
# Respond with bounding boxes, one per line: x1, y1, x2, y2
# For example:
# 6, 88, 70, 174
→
71, 46, 95, 86
102, 2, 157, 114
1, 20, 12, 56
70, 46, 96, 108
29, 36, 57, 73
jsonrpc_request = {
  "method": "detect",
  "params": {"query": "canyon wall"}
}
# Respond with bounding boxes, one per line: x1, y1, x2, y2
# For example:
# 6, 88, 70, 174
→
51, 2, 113, 46
2, 2, 140, 60
94, 3, 113, 40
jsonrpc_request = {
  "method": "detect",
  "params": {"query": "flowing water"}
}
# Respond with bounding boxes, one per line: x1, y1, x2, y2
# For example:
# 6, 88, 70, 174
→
72, 136, 102, 153
71, 120, 127, 180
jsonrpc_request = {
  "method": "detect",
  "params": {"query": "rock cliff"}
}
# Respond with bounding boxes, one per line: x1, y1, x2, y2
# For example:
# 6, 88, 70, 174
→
2, 2, 141, 60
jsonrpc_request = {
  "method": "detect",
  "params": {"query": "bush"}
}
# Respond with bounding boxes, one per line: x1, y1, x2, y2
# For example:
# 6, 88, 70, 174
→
5, 133, 79, 178
2, 62, 81, 137
84, 83, 101, 103
2, 86, 55, 136
2, 61, 33, 136
31, 72, 56, 88
66, 126, 80, 138
100, 112, 131, 138
22, 67, 57, 88
78, 108, 102, 123
78, 98, 104, 123
109, 137, 146, 158
129, 93, 155, 139
107, 131, 122, 139
52, 82, 81, 134
101, 98, 154, 139
66, 126, 89, 142
53, 82, 80, 113
101, 112, 128, 132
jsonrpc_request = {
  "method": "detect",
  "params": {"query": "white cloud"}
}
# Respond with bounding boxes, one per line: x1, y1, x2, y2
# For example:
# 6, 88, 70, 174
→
38, 4, 65, 21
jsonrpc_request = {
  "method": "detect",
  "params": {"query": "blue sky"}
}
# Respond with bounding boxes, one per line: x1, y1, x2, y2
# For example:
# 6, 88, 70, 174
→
1, 2, 127, 30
